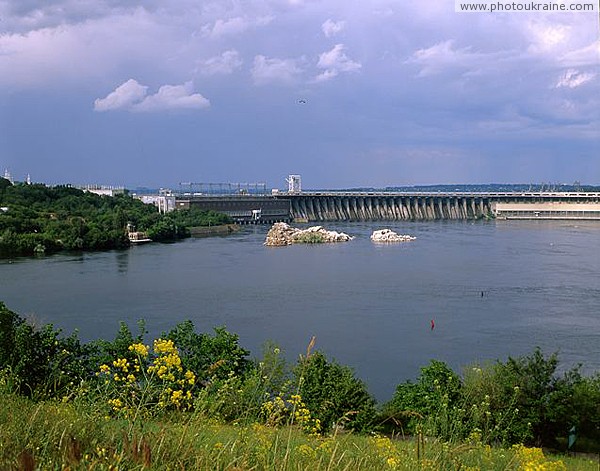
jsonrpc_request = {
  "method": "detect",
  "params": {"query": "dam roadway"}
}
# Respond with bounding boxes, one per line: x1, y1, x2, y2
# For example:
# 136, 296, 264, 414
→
177, 192, 600, 222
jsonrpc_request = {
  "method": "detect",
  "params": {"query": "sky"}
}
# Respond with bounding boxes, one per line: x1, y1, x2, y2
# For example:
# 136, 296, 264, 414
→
0, 0, 599, 190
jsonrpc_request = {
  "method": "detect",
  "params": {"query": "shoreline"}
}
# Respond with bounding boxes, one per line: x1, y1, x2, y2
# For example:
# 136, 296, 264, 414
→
188, 224, 240, 237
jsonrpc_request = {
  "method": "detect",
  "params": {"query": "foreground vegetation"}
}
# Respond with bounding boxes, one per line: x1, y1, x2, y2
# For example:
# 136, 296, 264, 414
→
4, 394, 596, 470
1, 302, 599, 469
0, 179, 231, 257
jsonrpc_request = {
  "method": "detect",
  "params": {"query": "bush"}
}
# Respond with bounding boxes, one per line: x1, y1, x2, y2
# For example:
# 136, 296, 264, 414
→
0, 302, 88, 397
385, 360, 462, 438
569, 374, 600, 450
295, 351, 377, 433
164, 321, 251, 385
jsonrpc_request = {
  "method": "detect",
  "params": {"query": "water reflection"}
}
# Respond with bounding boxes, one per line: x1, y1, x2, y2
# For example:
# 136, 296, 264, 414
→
116, 250, 130, 274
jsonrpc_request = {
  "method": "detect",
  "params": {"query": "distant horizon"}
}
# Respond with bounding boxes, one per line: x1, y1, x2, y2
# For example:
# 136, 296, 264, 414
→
4, 174, 598, 193
0, 169, 600, 191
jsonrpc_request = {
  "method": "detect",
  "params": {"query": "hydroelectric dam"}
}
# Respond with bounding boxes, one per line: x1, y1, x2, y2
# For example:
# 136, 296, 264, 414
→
175, 191, 600, 223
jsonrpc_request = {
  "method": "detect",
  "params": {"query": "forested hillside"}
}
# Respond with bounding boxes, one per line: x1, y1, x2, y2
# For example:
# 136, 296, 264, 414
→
0, 179, 231, 256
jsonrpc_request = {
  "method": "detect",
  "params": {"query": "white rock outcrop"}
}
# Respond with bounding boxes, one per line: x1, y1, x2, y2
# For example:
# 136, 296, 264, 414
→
264, 222, 354, 246
370, 229, 416, 243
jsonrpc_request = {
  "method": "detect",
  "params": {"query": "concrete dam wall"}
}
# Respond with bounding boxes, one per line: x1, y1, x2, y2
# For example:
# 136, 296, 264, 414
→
175, 192, 600, 223
287, 194, 493, 221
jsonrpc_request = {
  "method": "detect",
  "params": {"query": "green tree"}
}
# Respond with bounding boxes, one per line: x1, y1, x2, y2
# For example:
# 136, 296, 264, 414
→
0, 183, 231, 257
0, 177, 11, 204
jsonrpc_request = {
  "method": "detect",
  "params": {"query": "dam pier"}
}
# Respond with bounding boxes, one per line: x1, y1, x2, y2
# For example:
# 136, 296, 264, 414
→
175, 191, 600, 224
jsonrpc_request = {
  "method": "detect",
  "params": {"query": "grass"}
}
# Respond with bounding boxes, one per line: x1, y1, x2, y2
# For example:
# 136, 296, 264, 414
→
1, 392, 598, 470
292, 232, 326, 244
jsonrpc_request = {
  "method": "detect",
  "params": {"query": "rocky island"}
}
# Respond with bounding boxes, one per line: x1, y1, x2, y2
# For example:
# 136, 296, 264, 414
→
370, 229, 416, 243
264, 222, 354, 246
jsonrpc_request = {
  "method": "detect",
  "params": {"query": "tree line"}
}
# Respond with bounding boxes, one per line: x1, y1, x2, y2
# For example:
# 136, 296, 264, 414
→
0, 179, 231, 257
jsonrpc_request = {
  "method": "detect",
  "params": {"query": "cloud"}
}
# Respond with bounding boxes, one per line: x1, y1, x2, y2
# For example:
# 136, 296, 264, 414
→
555, 69, 596, 89
321, 19, 345, 37
202, 15, 273, 38
315, 44, 361, 82
526, 21, 570, 54
198, 50, 243, 75
134, 83, 210, 111
559, 41, 600, 68
94, 79, 148, 111
204, 16, 248, 37
406, 40, 482, 77
94, 80, 210, 112
0, 8, 173, 88
251, 55, 302, 85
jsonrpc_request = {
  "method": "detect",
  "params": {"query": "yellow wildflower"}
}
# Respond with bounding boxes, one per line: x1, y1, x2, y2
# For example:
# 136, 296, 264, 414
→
128, 343, 149, 357
154, 338, 177, 355
297, 444, 316, 459
185, 370, 196, 385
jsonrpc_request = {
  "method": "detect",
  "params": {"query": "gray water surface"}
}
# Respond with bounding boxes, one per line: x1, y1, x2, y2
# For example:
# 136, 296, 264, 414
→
1, 220, 599, 401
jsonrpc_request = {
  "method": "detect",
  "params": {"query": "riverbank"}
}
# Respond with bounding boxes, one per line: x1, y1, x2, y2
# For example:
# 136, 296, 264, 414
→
0, 183, 233, 257
188, 224, 240, 237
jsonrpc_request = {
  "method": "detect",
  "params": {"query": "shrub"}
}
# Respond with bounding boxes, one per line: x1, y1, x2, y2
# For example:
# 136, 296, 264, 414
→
164, 320, 251, 384
569, 374, 600, 450
385, 360, 461, 438
0, 302, 88, 397
295, 351, 377, 433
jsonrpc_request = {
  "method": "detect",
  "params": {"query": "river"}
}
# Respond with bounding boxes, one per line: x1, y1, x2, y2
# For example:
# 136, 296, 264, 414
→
1, 220, 599, 401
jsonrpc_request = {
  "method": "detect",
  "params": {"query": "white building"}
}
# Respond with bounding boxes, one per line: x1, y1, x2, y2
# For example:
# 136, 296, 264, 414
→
3, 169, 13, 184
286, 174, 302, 193
134, 189, 176, 213
80, 185, 126, 197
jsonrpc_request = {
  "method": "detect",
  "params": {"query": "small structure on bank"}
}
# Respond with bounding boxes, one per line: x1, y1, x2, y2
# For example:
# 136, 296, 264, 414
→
264, 222, 353, 246
370, 229, 416, 243
127, 223, 152, 244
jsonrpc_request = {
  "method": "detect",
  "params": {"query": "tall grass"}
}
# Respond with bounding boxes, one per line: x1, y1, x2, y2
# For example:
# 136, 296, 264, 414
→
1, 392, 597, 470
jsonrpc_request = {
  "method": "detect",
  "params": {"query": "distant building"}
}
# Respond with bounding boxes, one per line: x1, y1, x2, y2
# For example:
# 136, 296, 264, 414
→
80, 185, 126, 197
286, 174, 302, 193
135, 193, 176, 213
3, 169, 13, 184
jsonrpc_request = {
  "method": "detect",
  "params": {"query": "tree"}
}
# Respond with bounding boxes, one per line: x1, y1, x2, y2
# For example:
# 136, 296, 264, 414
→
0, 177, 11, 204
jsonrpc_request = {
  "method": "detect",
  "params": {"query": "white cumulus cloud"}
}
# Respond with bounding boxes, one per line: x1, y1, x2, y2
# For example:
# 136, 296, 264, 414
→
315, 44, 361, 82
321, 19, 345, 37
94, 80, 210, 112
133, 82, 210, 112
251, 55, 302, 85
94, 79, 148, 112
198, 50, 243, 75
202, 15, 273, 38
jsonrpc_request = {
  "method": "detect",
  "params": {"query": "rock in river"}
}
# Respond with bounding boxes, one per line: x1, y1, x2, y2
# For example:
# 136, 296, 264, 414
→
264, 222, 354, 246
370, 229, 416, 243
